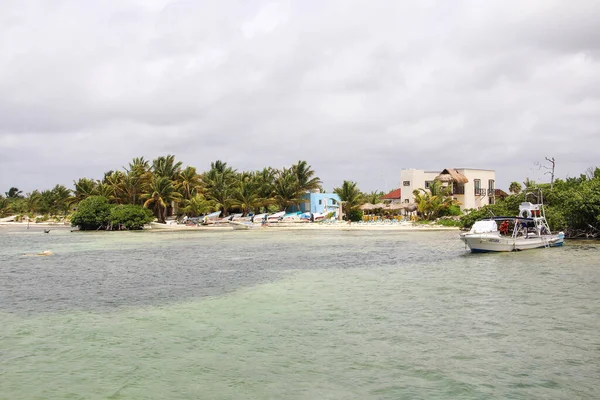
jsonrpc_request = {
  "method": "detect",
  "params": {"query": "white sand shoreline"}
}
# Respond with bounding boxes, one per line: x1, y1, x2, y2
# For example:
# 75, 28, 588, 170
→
0, 221, 460, 232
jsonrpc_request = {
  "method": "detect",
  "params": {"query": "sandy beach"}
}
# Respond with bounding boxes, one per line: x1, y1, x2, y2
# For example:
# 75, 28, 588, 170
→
0, 221, 460, 232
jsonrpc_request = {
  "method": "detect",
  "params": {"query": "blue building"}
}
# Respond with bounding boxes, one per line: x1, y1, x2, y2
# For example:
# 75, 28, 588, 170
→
289, 192, 341, 216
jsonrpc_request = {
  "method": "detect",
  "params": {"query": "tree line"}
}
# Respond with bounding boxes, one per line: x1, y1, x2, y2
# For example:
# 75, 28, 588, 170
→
0, 155, 384, 226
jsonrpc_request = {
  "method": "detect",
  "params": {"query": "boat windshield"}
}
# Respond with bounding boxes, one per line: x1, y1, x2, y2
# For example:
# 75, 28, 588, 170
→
470, 220, 498, 234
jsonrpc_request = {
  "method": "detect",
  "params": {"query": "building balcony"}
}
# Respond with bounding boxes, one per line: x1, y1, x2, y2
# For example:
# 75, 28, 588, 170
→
452, 186, 465, 195
474, 188, 487, 196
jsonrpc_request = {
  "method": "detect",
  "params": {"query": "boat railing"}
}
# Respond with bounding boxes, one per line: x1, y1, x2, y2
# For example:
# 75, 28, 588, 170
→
452, 185, 465, 195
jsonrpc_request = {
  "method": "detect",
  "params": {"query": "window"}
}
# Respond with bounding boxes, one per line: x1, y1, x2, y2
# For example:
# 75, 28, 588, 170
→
425, 180, 433, 189
403, 181, 410, 186
332, 199, 336, 205
488, 179, 495, 195
474, 179, 483, 196
405, 199, 410, 203
318, 199, 322, 205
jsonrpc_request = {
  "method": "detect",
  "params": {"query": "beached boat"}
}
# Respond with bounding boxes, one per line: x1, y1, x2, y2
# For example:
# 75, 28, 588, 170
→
460, 194, 564, 252
267, 211, 285, 223
281, 211, 302, 222
201, 211, 222, 224
150, 221, 196, 230
228, 221, 256, 230
251, 213, 268, 223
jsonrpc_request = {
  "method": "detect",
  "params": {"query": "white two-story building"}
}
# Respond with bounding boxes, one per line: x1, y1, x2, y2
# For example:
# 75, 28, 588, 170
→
399, 168, 496, 210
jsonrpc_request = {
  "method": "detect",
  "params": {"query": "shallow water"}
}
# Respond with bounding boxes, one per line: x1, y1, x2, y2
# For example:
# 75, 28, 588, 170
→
1, 226, 599, 399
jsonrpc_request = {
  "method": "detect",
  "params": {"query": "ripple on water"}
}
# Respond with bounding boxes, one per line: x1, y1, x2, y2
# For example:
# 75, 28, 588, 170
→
1, 230, 599, 399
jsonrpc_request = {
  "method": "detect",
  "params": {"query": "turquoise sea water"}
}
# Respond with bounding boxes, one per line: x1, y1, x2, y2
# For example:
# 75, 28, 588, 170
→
1, 226, 599, 399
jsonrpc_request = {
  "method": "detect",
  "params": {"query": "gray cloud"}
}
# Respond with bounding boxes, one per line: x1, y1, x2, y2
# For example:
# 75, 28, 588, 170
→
1, 0, 599, 193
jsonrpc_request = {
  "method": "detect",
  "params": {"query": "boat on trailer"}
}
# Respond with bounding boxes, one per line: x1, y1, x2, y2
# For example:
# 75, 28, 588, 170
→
460, 191, 564, 252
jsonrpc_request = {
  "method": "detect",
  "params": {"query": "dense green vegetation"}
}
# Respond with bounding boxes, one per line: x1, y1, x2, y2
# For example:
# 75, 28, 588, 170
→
70, 196, 112, 230
109, 205, 155, 230
0, 156, 382, 228
1, 156, 598, 236
460, 168, 600, 238
412, 180, 461, 220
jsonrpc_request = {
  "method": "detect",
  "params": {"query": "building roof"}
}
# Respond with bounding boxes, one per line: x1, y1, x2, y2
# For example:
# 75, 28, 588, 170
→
495, 189, 509, 198
435, 168, 469, 184
382, 188, 401, 199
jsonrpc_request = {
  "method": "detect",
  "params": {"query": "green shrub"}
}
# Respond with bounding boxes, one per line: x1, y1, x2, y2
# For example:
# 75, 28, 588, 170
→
110, 205, 154, 230
70, 196, 111, 230
346, 209, 363, 222
442, 204, 463, 216
436, 218, 461, 227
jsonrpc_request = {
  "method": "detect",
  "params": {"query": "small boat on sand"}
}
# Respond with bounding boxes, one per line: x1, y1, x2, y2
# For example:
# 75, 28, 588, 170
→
201, 211, 222, 225
150, 221, 196, 230
229, 221, 256, 230
267, 211, 285, 223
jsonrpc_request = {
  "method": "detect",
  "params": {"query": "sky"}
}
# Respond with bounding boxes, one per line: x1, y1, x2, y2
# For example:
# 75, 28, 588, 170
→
1, 0, 599, 194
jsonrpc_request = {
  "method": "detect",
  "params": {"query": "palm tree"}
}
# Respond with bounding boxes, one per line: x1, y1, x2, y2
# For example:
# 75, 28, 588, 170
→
523, 177, 536, 190
123, 157, 152, 205
128, 157, 150, 172
152, 155, 182, 180
73, 178, 98, 204
24, 191, 41, 218
273, 167, 303, 211
412, 180, 456, 220
141, 176, 182, 223
363, 191, 383, 204
175, 166, 203, 201
103, 171, 128, 204
0, 195, 9, 217
334, 181, 362, 217
52, 185, 73, 216
180, 194, 215, 217
95, 182, 116, 202
291, 160, 321, 193
254, 167, 276, 212
231, 173, 261, 215
5, 187, 23, 199
38, 190, 56, 216
509, 181, 522, 194
202, 160, 237, 215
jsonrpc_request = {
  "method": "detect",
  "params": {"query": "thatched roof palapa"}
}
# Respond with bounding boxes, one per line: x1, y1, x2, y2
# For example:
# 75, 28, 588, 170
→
435, 168, 469, 184
386, 203, 404, 210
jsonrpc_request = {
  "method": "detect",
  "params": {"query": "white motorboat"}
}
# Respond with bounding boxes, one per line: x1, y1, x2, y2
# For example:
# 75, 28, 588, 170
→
201, 211, 222, 225
228, 221, 256, 230
460, 193, 564, 252
266, 211, 285, 223
150, 221, 196, 230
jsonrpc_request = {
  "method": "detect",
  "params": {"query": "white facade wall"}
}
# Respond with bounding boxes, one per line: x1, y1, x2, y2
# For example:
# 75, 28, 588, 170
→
400, 168, 496, 211
399, 169, 440, 203
456, 169, 496, 210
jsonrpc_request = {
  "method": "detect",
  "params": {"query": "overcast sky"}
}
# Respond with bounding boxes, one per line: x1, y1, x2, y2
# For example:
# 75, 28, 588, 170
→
1, 0, 599, 194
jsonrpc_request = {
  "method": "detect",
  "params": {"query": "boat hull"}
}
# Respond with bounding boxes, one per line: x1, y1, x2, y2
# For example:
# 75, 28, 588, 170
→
150, 222, 196, 230
229, 221, 254, 230
460, 232, 565, 252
